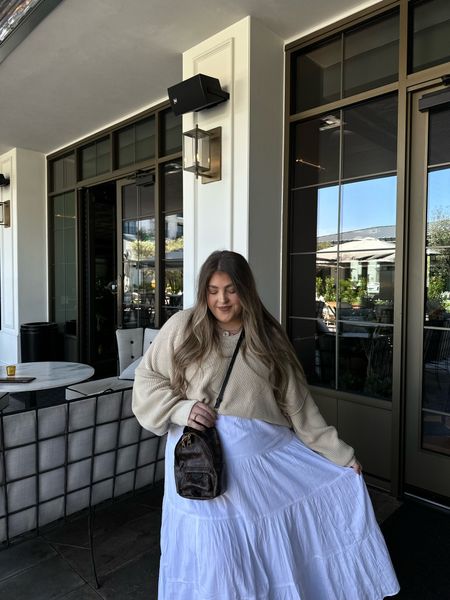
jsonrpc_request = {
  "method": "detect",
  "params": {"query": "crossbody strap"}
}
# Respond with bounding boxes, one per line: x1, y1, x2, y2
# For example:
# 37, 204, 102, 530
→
214, 330, 244, 410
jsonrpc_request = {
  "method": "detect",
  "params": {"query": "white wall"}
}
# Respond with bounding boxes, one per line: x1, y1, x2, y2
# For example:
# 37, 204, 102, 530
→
0, 148, 47, 364
182, 17, 284, 318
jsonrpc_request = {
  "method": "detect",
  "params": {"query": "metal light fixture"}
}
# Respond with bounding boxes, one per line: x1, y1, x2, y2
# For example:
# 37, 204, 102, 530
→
0, 201, 10, 227
0, 174, 10, 187
183, 125, 222, 184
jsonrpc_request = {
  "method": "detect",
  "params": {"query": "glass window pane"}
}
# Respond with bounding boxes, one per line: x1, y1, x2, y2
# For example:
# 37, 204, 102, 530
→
290, 187, 339, 254
122, 184, 138, 220
291, 37, 341, 113
63, 154, 76, 188
160, 108, 182, 156
117, 126, 134, 168
135, 117, 155, 162
423, 325, 450, 424
422, 410, 450, 456
289, 254, 317, 318
162, 161, 182, 213
340, 177, 397, 240
136, 218, 156, 261
52, 158, 64, 192
96, 138, 110, 174
429, 106, 450, 166
81, 144, 96, 180
342, 94, 398, 180
337, 324, 393, 398
292, 114, 340, 188
343, 12, 399, 98
426, 168, 450, 323
410, 0, 450, 73
289, 318, 322, 385
139, 182, 155, 217
51, 191, 77, 341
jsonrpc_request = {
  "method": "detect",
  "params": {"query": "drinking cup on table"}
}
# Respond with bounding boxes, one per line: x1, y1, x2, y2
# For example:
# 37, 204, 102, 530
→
6, 365, 16, 376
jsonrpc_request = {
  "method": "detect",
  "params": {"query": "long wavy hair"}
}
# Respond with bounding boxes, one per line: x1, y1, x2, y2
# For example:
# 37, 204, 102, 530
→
172, 250, 304, 402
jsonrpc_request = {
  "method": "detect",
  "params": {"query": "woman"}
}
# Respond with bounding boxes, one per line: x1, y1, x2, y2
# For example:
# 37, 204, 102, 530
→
133, 250, 399, 600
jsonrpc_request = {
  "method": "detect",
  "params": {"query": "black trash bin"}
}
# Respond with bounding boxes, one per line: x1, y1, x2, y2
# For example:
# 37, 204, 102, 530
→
20, 322, 59, 362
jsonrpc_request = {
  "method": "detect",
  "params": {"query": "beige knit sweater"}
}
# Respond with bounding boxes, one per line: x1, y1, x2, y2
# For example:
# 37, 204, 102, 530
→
132, 309, 356, 467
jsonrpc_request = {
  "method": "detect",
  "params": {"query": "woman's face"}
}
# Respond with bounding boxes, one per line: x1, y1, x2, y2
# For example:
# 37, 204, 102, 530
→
207, 271, 243, 330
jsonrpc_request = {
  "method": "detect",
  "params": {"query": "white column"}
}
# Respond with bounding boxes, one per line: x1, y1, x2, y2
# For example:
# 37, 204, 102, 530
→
0, 148, 47, 364
182, 17, 284, 318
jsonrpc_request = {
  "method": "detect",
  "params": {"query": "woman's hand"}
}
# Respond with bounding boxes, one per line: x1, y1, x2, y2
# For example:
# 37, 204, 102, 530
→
351, 460, 363, 475
188, 401, 217, 431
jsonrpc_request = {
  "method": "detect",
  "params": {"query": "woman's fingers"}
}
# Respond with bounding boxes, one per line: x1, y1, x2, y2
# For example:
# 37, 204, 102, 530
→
188, 401, 217, 430
351, 461, 362, 475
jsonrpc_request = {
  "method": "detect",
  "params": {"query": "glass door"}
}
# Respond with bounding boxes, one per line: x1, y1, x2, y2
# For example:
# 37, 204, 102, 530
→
405, 84, 450, 501
117, 173, 159, 329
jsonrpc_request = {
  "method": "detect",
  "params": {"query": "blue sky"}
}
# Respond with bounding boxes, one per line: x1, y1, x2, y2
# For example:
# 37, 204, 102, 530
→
318, 176, 397, 237
317, 169, 450, 237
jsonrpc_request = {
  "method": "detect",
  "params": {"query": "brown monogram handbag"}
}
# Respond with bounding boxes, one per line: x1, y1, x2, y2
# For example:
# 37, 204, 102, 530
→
174, 331, 244, 500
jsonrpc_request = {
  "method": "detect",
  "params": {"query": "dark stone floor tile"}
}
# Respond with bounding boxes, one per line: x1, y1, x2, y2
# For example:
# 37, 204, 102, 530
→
0, 537, 57, 581
95, 550, 158, 600
58, 583, 103, 599
51, 508, 161, 585
42, 514, 90, 548
0, 554, 84, 600
368, 486, 402, 524
134, 482, 164, 509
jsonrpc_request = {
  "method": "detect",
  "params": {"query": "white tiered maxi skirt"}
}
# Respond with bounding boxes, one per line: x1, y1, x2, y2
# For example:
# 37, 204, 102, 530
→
158, 416, 400, 600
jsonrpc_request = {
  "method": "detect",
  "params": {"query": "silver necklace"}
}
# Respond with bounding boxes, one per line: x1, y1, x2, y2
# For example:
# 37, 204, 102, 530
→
219, 326, 242, 336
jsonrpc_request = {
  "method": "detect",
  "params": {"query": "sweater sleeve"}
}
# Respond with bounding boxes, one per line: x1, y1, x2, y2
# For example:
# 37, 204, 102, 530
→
281, 370, 356, 467
132, 311, 197, 436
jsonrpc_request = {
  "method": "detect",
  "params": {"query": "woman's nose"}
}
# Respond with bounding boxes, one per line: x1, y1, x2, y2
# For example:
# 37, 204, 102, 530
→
218, 290, 228, 304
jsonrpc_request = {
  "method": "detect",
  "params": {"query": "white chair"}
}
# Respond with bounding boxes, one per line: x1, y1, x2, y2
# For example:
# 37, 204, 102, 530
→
65, 328, 159, 400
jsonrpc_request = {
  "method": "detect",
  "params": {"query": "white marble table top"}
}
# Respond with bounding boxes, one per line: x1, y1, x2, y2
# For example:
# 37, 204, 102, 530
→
0, 362, 95, 393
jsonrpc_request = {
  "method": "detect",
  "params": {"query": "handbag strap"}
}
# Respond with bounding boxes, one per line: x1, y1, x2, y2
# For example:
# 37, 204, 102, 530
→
214, 330, 244, 410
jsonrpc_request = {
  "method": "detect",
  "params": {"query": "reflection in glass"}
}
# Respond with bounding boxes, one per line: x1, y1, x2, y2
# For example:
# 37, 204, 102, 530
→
420, 94, 450, 455
423, 323, 450, 456
422, 411, 450, 456
337, 324, 393, 398
425, 169, 450, 324
160, 109, 182, 156
292, 114, 340, 189
51, 192, 77, 341
289, 318, 321, 384
340, 177, 397, 237
410, 0, 450, 73
291, 37, 341, 113
342, 95, 398, 180
163, 159, 183, 322
428, 106, 450, 166
289, 96, 397, 399
122, 181, 157, 328
343, 12, 399, 98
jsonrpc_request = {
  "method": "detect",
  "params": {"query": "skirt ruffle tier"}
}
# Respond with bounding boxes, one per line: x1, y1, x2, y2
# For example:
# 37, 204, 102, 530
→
158, 416, 399, 600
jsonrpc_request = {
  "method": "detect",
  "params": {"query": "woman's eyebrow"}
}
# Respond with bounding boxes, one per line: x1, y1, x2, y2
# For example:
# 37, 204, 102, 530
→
207, 284, 235, 290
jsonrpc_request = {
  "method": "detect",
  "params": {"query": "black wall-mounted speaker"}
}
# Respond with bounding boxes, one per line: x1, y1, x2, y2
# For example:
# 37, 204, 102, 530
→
167, 74, 229, 116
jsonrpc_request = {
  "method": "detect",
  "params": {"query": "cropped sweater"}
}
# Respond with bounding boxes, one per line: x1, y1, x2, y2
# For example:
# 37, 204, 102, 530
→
132, 309, 356, 467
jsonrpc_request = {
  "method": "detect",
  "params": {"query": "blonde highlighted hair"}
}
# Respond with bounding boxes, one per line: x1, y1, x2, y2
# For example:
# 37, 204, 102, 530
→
172, 250, 304, 402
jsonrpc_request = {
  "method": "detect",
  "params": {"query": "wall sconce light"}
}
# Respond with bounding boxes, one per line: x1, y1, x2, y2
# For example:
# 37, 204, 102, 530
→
0, 174, 10, 187
183, 125, 222, 184
0, 201, 10, 227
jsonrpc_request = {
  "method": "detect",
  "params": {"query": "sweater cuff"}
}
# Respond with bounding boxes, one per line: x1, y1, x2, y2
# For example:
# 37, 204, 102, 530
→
345, 455, 358, 467
170, 399, 197, 427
